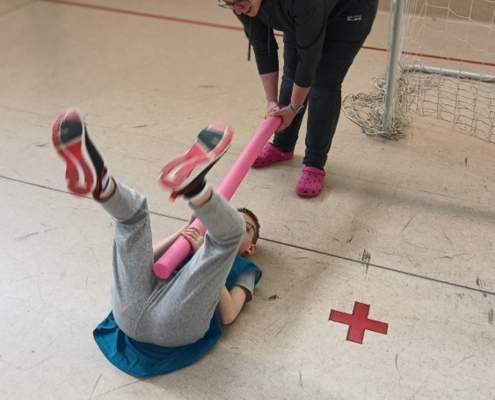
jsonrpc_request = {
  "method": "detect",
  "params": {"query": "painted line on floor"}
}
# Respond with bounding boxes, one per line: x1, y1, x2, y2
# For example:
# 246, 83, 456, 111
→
2, 173, 494, 297
263, 237, 495, 297
40, 0, 495, 68
40, 0, 245, 31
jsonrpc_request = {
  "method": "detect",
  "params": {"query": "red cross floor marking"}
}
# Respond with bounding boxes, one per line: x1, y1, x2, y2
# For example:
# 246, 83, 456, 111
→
329, 302, 388, 344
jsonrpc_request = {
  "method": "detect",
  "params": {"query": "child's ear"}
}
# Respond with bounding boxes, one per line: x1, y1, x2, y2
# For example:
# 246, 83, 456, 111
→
246, 243, 257, 256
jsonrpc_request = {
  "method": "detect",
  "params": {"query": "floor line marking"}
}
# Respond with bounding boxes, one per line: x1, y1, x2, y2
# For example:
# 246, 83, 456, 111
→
39, 0, 495, 68
2, 173, 495, 297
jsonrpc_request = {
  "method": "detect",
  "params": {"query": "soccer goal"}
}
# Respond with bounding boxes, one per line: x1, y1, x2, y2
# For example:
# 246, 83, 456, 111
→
343, 0, 495, 142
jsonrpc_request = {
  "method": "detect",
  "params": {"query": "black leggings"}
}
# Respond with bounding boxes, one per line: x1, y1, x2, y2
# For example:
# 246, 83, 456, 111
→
273, 0, 379, 169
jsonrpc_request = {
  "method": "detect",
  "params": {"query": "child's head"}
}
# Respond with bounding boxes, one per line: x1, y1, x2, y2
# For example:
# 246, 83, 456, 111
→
237, 207, 260, 257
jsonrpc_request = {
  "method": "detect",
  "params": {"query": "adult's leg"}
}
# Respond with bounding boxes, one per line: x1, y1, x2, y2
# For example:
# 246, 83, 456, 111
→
304, 0, 378, 169
272, 32, 308, 152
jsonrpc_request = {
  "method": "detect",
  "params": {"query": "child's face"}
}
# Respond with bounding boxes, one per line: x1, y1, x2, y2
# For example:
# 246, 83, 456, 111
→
238, 212, 258, 257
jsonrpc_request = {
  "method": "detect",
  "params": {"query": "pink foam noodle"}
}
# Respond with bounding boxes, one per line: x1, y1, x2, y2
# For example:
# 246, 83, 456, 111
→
153, 116, 281, 279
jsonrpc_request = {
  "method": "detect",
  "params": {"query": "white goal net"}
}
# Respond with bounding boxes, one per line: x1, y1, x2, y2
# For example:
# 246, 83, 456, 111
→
343, 0, 495, 142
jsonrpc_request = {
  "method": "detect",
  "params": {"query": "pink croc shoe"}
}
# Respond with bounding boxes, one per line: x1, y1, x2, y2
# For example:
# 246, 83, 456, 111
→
252, 143, 294, 168
295, 166, 325, 197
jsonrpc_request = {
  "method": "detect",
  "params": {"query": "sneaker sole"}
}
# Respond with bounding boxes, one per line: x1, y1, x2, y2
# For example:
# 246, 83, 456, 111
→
159, 122, 233, 192
52, 109, 97, 195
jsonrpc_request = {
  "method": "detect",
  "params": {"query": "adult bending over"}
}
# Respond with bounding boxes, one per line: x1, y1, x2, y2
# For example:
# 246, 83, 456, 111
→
219, 0, 378, 197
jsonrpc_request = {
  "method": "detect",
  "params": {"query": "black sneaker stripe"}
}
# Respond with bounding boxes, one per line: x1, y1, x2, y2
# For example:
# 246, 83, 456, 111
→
59, 120, 83, 144
198, 129, 223, 151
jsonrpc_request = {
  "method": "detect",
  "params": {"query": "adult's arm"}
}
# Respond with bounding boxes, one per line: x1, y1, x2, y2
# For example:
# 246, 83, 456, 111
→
236, 14, 280, 76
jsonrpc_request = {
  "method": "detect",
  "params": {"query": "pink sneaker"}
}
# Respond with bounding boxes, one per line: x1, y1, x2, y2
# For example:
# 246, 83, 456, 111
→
52, 108, 109, 199
295, 166, 325, 197
252, 143, 294, 168
159, 122, 233, 195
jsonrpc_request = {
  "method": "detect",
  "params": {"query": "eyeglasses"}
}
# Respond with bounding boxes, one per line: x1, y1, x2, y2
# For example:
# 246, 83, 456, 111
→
218, 0, 235, 10
218, 0, 253, 12
246, 221, 255, 234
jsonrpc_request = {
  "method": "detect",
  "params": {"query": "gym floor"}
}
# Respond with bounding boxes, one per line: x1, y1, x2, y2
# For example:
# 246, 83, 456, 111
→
1, 1, 494, 399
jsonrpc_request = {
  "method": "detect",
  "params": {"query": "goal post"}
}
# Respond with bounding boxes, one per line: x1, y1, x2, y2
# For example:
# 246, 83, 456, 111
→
343, 0, 495, 142
382, 0, 407, 134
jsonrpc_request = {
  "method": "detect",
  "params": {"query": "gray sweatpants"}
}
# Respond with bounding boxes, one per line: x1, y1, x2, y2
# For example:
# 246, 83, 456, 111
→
99, 181, 245, 347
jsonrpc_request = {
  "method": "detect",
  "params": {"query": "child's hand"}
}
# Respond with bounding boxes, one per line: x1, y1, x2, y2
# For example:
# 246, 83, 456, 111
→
181, 227, 204, 252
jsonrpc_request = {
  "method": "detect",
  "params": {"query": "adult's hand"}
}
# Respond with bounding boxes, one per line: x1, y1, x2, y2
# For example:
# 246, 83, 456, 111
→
265, 100, 280, 118
269, 106, 297, 132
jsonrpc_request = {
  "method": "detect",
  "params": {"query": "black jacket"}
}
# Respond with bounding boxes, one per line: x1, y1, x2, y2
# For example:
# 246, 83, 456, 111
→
236, 0, 358, 87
